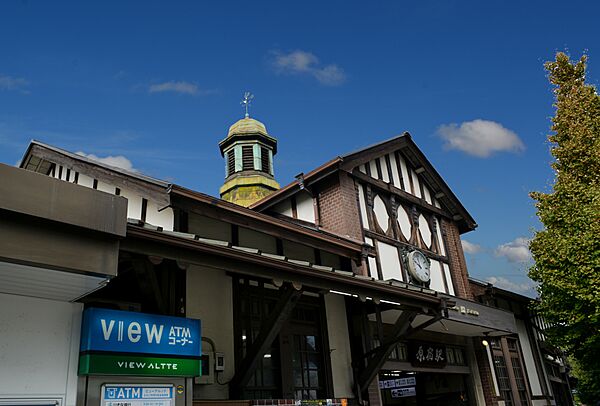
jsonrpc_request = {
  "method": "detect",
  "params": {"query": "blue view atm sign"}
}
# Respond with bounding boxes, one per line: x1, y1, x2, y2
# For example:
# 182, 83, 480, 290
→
81, 308, 201, 358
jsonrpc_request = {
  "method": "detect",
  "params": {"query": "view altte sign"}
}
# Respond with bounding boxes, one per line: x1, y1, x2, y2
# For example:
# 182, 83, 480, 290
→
79, 308, 202, 377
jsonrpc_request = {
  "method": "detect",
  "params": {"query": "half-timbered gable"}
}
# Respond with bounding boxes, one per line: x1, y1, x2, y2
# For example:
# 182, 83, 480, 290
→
345, 136, 473, 297
251, 133, 477, 299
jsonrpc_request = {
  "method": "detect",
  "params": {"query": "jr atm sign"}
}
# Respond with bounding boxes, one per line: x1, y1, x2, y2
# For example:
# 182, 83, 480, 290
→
79, 308, 202, 377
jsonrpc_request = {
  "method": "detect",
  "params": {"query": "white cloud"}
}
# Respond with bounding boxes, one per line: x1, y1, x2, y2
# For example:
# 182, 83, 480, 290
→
272, 50, 346, 86
486, 276, 536, 295
275, 50, 318, 72
461, 239, 482, 255
494, 237, 532, 263
149, 81, 199, 95
0, 74, 30, 93
76, 151, 137, 172
437, 119, 525, 157
313, 65, 346, 86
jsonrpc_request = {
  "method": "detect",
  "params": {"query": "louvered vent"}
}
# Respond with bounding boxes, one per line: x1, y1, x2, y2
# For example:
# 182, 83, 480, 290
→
261, 147, 270, 174
227, 151, 236, 176
242, 145, 254, 170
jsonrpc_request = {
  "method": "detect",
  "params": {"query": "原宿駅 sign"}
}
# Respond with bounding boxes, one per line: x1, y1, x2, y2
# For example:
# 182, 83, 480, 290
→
408, 341, 447, 368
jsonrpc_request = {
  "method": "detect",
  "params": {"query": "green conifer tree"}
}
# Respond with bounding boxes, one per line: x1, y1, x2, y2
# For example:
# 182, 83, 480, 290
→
529, 52, 600, 404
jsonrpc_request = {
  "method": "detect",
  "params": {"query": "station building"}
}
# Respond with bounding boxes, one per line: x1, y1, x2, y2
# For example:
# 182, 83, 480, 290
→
0, 114, 571, 406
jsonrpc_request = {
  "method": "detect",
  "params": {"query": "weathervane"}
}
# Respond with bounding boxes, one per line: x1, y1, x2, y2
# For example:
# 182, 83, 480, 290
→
241, 91, 254, 118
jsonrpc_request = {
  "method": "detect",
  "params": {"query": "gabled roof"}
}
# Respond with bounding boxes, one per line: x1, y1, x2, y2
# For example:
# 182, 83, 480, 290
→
469, 277, 538, 302
20, 140, 171, 206
250, 133, 477, 233
168, 184, 366, 261
21, 140, 169, 187
18, 140, 366, 262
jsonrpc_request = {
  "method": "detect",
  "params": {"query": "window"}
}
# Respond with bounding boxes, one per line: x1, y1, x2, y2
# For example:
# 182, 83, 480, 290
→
293, 334, 324, 400
242, 145, 254, 171
494, 353, 514, 406
234, 278, 330, 400
491, 337, 531, 406
261, 147, 270, 174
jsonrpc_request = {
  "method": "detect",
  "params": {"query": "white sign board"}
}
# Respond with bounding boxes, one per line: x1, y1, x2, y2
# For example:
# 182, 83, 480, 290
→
391, 387, 416, 398
379, 377, 416, 389
101, 384, 174, 406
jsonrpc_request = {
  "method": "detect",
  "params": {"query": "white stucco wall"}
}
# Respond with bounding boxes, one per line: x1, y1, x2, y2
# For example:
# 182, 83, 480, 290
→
465, 339, 486, 406
0, 293, 82, 406
77, 173, 95, 188
442, 263, 455, 296
119, 188, 143, 220
186, 266, 234, 399
295, 192, 315, 223
377, 241, 402, 281
324, 293, 354, 398
410, 170, 421, 198
398, 155, 410, 194
357, 183, 369, 229
516, 319, 544, 396
145, 200, 174, 231
429, 260, 446, 293
273, 199, 293, 218
96, 180, 115, 194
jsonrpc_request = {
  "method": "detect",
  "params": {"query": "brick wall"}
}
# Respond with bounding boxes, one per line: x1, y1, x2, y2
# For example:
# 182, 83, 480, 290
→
318, 172, 363, 242
473, 338, 500, 406
317, 172, 367, 275
440, 218, 473, 300
367, 375, 382, 406
470, 282, 488, 300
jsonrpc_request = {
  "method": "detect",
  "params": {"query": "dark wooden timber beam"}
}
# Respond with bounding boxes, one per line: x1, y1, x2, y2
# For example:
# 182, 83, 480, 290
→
362, 310, 446, 361
229, 283, 303, 396
351, 169, 449, 219
122, 226, 449, 309
357, 310, 418, 394
168, 186, 363, 261
131, 256, 167, 315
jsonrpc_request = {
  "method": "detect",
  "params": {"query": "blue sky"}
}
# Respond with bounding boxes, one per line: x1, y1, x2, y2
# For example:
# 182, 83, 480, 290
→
1, 1, 598, 296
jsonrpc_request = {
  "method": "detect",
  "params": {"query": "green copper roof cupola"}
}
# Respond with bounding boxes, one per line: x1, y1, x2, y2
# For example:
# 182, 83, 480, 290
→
218, 92, 280, 207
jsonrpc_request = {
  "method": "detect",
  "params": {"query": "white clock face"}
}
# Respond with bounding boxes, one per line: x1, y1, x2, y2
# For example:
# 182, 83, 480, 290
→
408, 250, 431, 283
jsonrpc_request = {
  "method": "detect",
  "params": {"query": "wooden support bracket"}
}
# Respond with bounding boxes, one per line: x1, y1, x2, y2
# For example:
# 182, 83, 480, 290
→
229, 283, 303, 396
132, 257, 167, 315
356, 309, 418, 395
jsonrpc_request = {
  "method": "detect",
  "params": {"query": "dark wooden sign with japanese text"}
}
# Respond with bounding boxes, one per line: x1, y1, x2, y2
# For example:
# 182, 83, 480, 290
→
408, 341, 447, 368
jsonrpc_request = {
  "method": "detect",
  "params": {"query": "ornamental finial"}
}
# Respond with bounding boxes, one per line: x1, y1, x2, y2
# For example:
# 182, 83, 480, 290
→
241, 91, 254, 118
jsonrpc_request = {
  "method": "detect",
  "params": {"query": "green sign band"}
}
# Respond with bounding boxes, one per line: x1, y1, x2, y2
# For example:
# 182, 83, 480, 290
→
79, 353, 201, 377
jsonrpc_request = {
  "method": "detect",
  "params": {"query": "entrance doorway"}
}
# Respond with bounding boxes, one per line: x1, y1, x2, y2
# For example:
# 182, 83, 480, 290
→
379, 371, 470, 406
